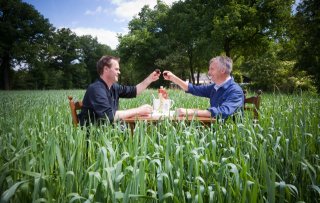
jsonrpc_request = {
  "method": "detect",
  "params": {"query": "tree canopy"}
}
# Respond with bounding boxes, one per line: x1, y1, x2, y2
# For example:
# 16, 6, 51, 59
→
0, 0, 52, 89
0, 0, 319, 92
0, 0, 114, 90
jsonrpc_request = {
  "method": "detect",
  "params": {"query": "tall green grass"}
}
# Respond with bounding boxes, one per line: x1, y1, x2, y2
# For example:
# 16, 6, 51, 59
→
0, 90, 319, 202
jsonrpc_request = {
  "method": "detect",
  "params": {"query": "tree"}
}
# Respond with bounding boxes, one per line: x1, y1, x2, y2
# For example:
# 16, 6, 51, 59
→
0, 0, 53, 89
78, 35, 114, 85
165, 0, 213, 84
118, 1, 171, 86
294, 0, 320, 92
211, 0, 293, 58
49, 28, 83, 89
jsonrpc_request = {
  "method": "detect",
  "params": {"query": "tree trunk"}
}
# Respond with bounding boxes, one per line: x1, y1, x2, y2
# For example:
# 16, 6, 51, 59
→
0, 54, 10, 90
188, 48, 195, 84
196, 69, 200, 85
224, 38, 231, 57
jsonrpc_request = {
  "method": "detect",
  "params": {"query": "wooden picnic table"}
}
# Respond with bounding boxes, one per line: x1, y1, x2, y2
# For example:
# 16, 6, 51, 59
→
123, 112, 216, 134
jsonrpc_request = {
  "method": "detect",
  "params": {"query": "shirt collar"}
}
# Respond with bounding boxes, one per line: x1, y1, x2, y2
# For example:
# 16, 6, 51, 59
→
98, 78, 113, 90
214, 76, 231, 91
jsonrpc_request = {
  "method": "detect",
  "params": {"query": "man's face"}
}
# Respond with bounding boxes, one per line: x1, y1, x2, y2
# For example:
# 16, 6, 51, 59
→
105, 59, 120, 83
208, 60, 222, 83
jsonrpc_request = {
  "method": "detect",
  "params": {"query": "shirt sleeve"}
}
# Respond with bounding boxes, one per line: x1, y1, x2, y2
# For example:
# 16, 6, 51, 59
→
117, 84, 137, 98
186, 83, 213, 98
207, 87, 244, 119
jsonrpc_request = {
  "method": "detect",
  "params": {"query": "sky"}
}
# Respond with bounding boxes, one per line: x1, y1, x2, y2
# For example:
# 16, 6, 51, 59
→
22, 0, 179, 49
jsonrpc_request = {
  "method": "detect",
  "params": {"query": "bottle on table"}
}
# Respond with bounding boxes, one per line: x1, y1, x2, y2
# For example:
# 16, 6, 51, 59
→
158, 86, 168, 99
158, 86, 169, 113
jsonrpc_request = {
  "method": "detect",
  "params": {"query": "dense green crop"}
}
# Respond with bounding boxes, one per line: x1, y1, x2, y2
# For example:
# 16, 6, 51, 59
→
0, 90, 319, 202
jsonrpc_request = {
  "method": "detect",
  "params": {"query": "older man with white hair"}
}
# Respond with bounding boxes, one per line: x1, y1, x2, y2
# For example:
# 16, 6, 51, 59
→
163, 56, 244, 120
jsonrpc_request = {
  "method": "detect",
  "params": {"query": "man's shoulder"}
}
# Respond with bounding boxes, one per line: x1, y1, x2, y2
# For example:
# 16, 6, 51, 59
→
85, 80, 107, 94
88, 79, 104, 88
231, 81, 243, 90
224, 80, 243, 95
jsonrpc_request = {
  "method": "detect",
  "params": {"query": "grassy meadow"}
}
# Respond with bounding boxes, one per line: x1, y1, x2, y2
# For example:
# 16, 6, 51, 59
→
0, 89, 319, 203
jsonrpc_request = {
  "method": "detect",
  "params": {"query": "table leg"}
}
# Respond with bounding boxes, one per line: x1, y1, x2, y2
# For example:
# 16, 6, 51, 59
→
129, 123, 135, 135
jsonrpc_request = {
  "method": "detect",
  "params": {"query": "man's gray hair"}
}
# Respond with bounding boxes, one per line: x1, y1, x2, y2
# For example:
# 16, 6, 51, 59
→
209, 56, 233, 74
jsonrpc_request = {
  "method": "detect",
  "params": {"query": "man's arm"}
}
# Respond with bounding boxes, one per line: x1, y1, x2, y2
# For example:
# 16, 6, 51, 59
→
114, 104, 153, 120
163, 71, 188, 91
177, 108, 212, 117
136, 70, 161, 95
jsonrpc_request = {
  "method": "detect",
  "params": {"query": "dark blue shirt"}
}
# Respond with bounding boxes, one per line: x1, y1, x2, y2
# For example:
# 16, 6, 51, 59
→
79, 78, 136, 125
186, 78, 244, 119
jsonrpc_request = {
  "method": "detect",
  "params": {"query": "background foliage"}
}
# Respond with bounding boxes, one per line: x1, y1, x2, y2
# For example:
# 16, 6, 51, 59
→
0, 0, 319, 92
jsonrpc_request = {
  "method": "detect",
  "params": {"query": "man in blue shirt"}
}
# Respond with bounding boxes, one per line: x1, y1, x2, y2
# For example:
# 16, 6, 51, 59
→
79, 55, 160, 126
163, 56, 244, 120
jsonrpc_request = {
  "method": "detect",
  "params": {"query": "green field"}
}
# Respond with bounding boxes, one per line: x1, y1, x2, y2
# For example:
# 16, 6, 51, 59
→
0, 90, 319, 202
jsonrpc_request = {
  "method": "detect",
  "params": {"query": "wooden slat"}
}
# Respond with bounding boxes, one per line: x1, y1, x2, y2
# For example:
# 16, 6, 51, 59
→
68, 96, 82, 126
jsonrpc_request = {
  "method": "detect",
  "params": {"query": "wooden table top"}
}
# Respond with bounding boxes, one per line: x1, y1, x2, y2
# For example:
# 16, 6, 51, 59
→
123, 113, 216, 124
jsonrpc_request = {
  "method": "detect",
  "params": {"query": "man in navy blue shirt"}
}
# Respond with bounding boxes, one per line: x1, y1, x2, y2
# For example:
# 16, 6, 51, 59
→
79, 55, 161, 126
163, 56, 244, 120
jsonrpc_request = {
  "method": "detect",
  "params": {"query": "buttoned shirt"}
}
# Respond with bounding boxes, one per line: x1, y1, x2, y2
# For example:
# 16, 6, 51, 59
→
186, 77, 244, 119
214, 76, 231, 91
78, 78, 136, 125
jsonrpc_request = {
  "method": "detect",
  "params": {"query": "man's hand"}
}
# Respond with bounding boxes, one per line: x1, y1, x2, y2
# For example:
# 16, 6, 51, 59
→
176, 108, 197, 116
162, 71, 174, 81
136, 104, 153, 116
176, 108, 189, 116
147, 70, 161, 83
136, 70, 161, 95
114, 104, 153, 120
163, 70, 189, 91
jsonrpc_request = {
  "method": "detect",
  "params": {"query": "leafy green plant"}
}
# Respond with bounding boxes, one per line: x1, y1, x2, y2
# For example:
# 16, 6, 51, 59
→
0, 90, 319, 202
